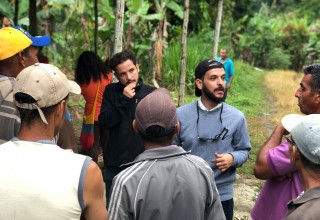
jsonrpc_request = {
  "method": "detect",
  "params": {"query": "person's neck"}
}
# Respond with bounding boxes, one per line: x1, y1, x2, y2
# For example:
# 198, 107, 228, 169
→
17, 123, 55, 142
221, 57, 228, 62
299, 168, 320, 191
0, 67, 17, 78
200, 96, 219, 110
144, 141, 173, 150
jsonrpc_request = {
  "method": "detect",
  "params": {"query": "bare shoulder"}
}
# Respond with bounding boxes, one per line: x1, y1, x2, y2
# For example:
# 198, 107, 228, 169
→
82, 161, 108, 220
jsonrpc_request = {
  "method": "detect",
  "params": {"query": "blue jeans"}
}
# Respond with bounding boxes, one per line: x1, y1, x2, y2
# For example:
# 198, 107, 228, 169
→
103, 168, 121, 207
221, 198, 234, 220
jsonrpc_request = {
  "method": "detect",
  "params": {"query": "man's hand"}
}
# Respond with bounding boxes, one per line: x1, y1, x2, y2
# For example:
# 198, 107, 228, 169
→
123, 83, 136, 98
211, 153, 234, 172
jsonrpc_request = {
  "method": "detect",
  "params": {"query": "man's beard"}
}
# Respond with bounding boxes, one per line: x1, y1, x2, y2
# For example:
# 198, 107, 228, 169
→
202, 83, 225, 103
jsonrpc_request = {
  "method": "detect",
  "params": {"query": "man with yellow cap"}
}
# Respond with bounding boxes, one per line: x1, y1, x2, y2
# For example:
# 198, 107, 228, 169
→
0, 27, 38, 144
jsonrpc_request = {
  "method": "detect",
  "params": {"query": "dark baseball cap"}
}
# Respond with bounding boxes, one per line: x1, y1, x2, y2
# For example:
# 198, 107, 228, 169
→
194, 59, 225, 97
135, 88, 177, 135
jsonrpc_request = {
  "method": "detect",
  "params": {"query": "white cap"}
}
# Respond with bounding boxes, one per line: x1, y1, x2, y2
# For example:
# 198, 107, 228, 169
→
282, 114, 320, 165
13, 63, 81, 124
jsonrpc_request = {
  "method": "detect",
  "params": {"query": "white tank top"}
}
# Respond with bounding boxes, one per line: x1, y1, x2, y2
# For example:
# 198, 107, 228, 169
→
0, 140, 91, 220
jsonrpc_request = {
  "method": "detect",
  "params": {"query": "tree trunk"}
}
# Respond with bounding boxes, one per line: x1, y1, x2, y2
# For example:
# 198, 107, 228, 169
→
29, 0, 37, 35
94, 0, 98, 54
178, 0, 190, 107
212, 0, 223, 58
14, 0, 19, 25
80, 14, 91, 50
113, 0, 125, 55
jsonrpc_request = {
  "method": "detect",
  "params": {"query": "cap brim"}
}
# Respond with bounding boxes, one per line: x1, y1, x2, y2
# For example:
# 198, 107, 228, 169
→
31, 35, 51, 46
281, 114, 304, 132
68, 80, 81, 95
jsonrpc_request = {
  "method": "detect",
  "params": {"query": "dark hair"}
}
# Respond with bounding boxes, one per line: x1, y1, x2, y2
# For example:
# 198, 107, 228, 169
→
138, 125, 175, 145
75, 51, 110, 85
109, 50, 137, 73
303, 64, 320, 93
298, 148, 320, 172
14, 93, 67, 125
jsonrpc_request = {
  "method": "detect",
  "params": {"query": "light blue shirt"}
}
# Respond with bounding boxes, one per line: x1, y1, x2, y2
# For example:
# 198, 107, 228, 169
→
216, 57, 234, 86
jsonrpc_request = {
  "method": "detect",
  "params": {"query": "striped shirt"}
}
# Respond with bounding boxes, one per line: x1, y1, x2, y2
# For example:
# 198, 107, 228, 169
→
0, 76, 20, 144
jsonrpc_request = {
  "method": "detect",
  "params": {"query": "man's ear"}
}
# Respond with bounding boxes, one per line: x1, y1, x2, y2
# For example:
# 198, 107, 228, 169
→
132, 119, 138, 133
290, 145, 301, 168
174, 122, 180, 134
136, 64, 140, 72
18, 52, 26, 67
55, 100, 66, 118
315, 89, 320, 104
195, 79, 203, 91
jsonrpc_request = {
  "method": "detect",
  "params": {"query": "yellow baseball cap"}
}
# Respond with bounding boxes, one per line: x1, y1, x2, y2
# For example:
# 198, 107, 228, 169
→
0, 27, 32, 60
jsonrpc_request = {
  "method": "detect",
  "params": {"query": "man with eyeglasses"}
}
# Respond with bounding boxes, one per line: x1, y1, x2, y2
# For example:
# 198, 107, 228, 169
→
174, 59, 251, 220
252, 64, 320, 220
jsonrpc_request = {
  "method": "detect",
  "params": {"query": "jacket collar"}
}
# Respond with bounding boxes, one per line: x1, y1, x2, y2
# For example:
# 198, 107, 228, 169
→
288, 186, 320, 207
121, 145, 189, 166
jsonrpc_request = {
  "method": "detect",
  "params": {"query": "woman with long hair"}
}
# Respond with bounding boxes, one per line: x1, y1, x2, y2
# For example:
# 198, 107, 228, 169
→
75, 51, 112, 162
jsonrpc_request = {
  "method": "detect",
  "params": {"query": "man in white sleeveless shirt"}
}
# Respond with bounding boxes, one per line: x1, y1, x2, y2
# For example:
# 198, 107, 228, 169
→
0, 63, 108, 220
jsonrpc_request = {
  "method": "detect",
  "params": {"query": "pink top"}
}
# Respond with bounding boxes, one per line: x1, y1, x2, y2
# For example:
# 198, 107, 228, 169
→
80, 73, 112, 121
251, 142, 303, 220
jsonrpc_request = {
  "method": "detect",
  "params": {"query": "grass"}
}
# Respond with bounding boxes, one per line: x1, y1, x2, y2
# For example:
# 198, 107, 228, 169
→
238, 69, 302, 175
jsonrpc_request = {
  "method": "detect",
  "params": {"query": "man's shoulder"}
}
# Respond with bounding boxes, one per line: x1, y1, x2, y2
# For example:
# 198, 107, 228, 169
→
140, 83, 156, 92
177, 101, 196, 112
223, 103, 244, 117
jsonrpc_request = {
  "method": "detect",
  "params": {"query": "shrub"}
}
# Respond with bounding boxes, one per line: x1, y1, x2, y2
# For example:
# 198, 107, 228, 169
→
265, 48, 291, 70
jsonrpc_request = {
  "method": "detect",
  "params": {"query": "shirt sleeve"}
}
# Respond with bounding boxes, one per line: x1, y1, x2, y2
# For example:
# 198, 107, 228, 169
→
229, 116, 251, 167
267, 142, 295, 176
108, 177, 132, 220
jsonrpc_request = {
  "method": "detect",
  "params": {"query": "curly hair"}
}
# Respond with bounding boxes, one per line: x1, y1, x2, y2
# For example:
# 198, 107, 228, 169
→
75, 51, 111, 85
109, 50, 137, 73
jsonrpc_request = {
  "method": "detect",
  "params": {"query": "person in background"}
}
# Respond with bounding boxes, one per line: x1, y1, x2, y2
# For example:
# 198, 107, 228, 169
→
0, 27, 37, 144
0, 15, 12, 28
252, 64, 320, 220
174, 59, 251, 220
216, 48, 234, 100
0, 63, 108, 220
281, 114, 320, 219
75, 51, 112, 162
109, 88, 226, 220
99, 50, 155, 205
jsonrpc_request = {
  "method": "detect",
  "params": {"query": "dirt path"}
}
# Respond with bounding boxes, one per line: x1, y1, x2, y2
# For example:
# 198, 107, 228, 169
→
233, 83, 277, 220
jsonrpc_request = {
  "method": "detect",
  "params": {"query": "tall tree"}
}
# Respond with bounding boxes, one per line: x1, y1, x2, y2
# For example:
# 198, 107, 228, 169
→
212, 0, 223, 58
14, 0, 19, 25
178, 0, 190, 106
152, 0, 183, 81
29, 0, 37, 35
94, 0, 98, 54
113, 0, 125, 55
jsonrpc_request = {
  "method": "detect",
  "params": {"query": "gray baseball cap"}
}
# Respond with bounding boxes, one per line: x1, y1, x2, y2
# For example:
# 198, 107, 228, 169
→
282, 114, 320, 164
135, 88, 177, 135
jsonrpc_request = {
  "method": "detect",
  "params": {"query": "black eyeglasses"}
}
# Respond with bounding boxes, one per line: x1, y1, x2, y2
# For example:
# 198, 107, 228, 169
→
286, 135, 296, 146
196, 103, 229, 141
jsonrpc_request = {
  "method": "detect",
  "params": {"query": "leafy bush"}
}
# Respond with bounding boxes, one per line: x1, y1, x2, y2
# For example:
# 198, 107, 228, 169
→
162, 37, 212, 93
265, 48, 291, 70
